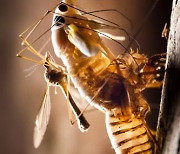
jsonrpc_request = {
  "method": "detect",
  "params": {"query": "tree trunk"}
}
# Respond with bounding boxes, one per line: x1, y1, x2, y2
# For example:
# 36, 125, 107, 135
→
156, 0, 180, 154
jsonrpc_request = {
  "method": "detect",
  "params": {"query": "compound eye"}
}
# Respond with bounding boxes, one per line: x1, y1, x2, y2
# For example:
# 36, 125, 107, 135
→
54, 16, 65, 26
58, 4, 68, 12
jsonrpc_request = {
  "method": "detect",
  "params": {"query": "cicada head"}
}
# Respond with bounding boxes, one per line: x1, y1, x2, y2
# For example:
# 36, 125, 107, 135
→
51, 1, 79, 58
52, 0, 80, 28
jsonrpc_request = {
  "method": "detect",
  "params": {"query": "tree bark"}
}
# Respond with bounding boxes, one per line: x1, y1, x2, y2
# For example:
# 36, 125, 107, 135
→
156, 0, 180, 154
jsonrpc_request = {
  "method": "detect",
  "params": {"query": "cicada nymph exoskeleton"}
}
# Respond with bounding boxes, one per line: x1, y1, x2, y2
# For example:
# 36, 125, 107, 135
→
17, 0, 166, 153
50, 1, 166, 153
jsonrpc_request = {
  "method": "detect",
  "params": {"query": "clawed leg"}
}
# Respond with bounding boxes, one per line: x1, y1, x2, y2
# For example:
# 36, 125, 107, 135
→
139, 53, 167, 88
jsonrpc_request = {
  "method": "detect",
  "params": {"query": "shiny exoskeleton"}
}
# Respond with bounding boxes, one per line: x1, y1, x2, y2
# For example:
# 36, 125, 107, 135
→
50, 1, 166, 153
17, 0, 166, 153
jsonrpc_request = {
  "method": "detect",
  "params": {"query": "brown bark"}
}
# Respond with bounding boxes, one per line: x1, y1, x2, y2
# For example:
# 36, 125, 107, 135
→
156, 0, 180, 154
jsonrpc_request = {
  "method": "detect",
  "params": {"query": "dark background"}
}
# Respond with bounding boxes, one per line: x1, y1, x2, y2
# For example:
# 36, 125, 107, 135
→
0, 0, 172, 154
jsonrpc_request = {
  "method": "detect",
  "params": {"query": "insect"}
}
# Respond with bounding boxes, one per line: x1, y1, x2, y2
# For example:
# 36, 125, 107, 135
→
17, 0, 166, 153
17, 37, 90, 148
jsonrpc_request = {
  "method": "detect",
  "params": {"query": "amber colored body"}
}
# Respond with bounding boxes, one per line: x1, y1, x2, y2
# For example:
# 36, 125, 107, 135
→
51, 2, 166, 153
17, 1, 166, 152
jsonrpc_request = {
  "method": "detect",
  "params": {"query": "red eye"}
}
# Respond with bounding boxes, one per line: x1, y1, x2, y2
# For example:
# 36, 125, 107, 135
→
58, 4, 68, 12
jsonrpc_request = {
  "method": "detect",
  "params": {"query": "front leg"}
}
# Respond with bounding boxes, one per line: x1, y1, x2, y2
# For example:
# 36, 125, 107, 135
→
139, 53, 166, 89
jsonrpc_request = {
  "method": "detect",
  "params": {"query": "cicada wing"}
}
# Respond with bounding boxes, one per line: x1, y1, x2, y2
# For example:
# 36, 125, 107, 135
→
33, 85, 51, 148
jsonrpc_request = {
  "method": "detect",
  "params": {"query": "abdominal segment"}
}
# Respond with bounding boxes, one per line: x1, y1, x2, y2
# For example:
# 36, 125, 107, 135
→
106, 113, 153, 154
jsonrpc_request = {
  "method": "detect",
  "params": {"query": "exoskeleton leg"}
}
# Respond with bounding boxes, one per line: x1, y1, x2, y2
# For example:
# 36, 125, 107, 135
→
139, 53, 166, 89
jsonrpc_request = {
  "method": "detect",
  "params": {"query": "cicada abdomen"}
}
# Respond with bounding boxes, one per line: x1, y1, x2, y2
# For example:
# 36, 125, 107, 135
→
84, 62, 156, 154
106, 114, 153, 154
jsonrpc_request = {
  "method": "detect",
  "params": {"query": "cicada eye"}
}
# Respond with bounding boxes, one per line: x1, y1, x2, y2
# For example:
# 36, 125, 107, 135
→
54, 16, 65, 26
58, 4, 68, 12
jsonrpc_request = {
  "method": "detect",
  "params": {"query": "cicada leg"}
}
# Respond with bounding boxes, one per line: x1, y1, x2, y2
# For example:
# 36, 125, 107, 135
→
139, 53, 166, 89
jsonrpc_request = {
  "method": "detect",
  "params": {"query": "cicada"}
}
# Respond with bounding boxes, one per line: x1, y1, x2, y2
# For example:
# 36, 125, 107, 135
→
17, 0, 166, 153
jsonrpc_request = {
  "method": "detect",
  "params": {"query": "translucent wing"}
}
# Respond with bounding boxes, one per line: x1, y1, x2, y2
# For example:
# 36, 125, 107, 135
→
33, 85, 51, 148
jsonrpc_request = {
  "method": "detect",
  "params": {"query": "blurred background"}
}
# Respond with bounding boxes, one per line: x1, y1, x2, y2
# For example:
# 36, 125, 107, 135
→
0, 0, 172, 154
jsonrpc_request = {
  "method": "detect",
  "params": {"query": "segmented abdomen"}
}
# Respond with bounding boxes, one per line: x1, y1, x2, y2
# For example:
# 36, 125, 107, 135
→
106, 113, 153, 154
